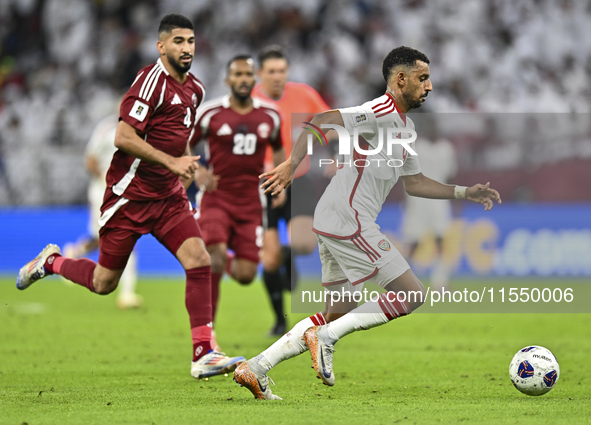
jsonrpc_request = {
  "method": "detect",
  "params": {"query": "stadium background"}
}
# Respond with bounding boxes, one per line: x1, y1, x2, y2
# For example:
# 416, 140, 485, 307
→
0, 0, 590, 278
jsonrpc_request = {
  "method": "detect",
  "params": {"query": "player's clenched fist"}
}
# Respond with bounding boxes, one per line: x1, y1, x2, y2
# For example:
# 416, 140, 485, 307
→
466, 182, 502, 211
168, 155, 201, 179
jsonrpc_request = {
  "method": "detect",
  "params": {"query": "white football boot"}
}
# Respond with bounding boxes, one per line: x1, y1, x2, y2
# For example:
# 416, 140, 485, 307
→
16, 244, 62, 290
233, 361, 282, 400
191, 351, 245, 379
303, 326, 336, 386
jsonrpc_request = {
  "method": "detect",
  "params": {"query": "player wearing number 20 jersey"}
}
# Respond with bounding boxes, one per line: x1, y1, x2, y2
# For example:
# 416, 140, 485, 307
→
191, 94, 282, 261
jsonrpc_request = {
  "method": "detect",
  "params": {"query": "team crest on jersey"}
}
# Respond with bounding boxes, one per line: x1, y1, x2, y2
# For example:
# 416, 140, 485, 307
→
192, 93, 198, 108
257, 122, 271, 138
377, 239, 391, 251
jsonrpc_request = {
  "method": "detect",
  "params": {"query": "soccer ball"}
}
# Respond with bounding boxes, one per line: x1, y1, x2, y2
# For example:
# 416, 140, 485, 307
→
509, 346, 560, 396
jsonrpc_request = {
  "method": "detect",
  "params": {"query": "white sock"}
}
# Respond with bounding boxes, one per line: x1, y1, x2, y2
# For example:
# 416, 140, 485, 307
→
255, 312, 327, 373
118, 251, 138, 297
322, 292, 411, 345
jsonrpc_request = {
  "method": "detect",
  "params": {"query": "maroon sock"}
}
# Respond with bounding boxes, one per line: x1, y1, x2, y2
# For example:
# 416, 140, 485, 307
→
211, 271, 222, 323
186, 266, 213, 360
60, 258, 97, 292
44, 253, 62, 274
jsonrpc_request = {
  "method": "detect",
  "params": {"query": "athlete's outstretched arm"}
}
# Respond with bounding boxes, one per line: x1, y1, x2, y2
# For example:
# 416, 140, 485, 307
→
401, 172, 502, 211
114, 121, 200, 180
273, 146, 286, 168
260, 110, 343, 195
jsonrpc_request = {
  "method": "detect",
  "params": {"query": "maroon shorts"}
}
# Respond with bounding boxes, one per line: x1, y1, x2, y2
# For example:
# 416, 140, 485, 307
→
98, 187, 202, 270
197, 194, 262, 264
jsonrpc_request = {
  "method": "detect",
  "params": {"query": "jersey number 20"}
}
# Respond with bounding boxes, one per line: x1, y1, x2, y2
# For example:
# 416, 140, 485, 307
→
233, 133, 257, 155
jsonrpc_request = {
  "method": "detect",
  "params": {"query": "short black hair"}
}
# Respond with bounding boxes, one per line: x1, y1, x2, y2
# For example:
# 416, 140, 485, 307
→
158, 14, 193, 36
227, 54, 254, 72
257, 45, 289, 68
382, 46, 430, 84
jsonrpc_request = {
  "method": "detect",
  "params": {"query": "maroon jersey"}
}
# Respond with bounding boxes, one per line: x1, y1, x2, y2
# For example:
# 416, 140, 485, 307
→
107, 58, 206, 201
191, 95, 282, 207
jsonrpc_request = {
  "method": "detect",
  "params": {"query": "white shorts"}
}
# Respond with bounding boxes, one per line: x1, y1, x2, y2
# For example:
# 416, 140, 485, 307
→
317, 226, 410, 293
402, 198, 451, 243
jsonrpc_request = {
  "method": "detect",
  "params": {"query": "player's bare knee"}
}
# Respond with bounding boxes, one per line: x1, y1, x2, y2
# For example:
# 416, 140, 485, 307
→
232, 262, 257, 284
191, 250, 211, 269
92, 276, 118, 295
234, 273, 255, 285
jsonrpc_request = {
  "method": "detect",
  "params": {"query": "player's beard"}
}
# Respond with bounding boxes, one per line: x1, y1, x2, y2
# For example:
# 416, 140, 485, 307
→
232, 84, 254, 102
403, 92, 423, 110
168, 53, 192, 75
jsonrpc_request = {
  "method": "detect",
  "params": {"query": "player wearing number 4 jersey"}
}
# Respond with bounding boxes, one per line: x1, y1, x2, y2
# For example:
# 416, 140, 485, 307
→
234, 46, 502, 400
191, 55, 285, 341
16, 14, 244, 379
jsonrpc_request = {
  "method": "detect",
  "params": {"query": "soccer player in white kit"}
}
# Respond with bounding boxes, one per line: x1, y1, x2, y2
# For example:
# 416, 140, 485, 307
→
402, 120, 458, 291
62, 113, 141, 309
233, 46, 501, 400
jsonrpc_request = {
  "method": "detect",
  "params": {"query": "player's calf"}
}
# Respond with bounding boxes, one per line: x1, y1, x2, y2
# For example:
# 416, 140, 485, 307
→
207, 243, 228, 274
384, 269, 426, 311
91, 265, 124, 295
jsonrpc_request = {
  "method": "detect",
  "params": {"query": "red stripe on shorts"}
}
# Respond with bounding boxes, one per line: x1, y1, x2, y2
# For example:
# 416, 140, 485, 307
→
352, 236, 375, 263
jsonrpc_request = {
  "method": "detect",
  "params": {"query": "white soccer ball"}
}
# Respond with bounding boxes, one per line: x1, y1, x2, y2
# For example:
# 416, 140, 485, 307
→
509, 346, 560, 396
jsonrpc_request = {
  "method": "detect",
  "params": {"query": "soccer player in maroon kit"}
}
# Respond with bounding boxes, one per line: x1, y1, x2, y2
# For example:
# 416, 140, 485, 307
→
16, 14, 244, 379
191, 55, 285, 336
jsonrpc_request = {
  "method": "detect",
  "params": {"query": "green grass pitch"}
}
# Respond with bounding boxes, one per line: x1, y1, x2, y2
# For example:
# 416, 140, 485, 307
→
1, 276, 590, 424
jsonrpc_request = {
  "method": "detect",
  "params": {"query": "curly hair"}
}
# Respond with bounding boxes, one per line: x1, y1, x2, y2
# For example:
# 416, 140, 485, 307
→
382, 46, 430, 84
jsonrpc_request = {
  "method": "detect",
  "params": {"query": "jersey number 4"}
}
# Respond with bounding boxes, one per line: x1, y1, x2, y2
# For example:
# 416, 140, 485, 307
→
184, 107, 192, 128
233, 133, 257, 155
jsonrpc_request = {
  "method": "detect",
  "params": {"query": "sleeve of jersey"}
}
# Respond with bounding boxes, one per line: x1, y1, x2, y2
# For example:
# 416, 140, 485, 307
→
401, 141, 421, 176
337, 106, 360, 134
191, 103, 215, 148
119, 67, 164, 133
267, 109, 283, 150
400, 119, 421, 176
190, 108, 206, 148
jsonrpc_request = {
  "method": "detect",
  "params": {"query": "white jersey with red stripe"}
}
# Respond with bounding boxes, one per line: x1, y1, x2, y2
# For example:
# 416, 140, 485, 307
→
312, 93, 421, 239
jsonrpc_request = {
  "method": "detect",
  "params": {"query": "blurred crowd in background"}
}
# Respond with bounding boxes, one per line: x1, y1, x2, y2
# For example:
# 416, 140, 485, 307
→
0, 0, 590, 205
